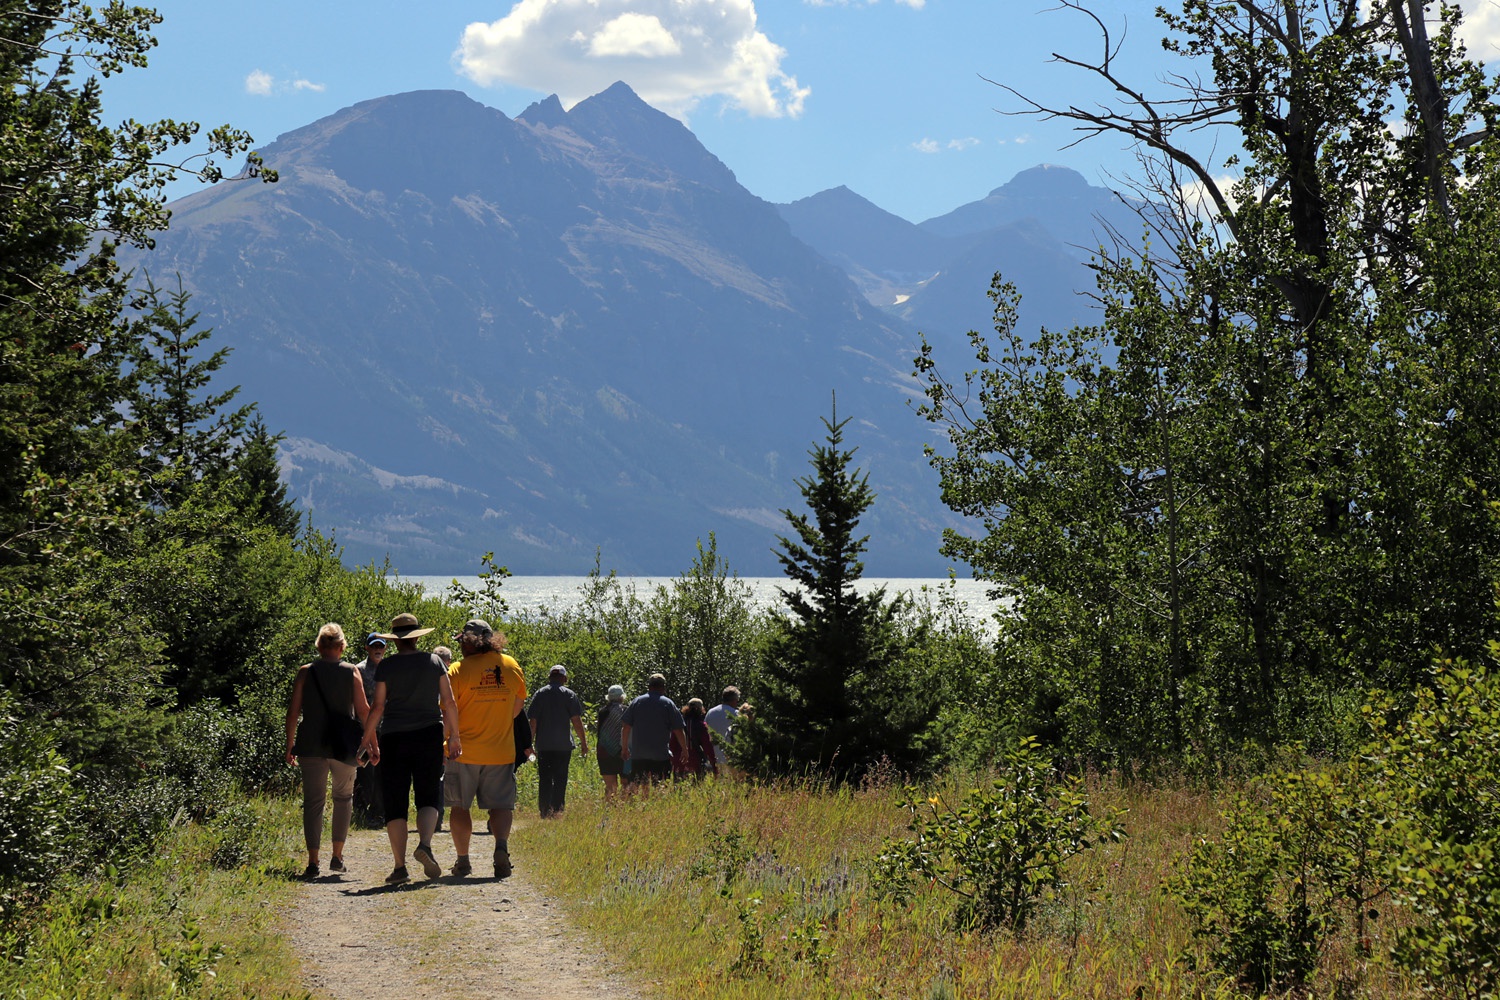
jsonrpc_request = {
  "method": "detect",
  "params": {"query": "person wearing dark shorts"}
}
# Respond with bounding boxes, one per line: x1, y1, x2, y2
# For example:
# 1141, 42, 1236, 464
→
358, 613, 461, 884
620, 673, 685, 799
595, 684, 627, 803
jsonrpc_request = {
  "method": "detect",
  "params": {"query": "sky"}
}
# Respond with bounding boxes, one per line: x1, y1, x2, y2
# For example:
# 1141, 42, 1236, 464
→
99, 0, 1500, 225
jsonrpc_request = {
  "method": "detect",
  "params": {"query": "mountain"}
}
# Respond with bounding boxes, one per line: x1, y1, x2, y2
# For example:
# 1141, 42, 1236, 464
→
779, 164, 1151, 350
124, 86, 957, 576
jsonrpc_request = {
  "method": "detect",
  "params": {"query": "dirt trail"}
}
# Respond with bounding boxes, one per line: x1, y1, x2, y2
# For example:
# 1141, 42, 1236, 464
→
285, 825, 643, 1000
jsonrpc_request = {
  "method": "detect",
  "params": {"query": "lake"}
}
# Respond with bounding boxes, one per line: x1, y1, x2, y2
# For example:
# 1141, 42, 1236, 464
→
401, 574, 1010, 624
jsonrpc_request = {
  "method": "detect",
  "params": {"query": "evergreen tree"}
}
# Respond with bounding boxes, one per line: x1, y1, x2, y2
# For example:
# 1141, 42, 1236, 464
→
737, 400, 935, 782
127, 273, 254, 499
0, 3, 270, 746
235, 414, 301, 537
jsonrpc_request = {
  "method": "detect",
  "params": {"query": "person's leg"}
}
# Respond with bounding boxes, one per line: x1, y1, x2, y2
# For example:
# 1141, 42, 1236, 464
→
602, 772, 619, 802
299, 757, 331, 868
409, 725, 446, 877
534, 752, 556, 818
450, 806, 473, 856
554, 751, 571, 814
380, 731, 414, 870
329, 760, 357, 865
487, 765, 518, 878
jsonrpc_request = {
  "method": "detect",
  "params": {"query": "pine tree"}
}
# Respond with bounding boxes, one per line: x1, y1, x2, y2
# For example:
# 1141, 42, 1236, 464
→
235, 414, 301, 537
127, 273, 254, 501
737, 399, 935, 782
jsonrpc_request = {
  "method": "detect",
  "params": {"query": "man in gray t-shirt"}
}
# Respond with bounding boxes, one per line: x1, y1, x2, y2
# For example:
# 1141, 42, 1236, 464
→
527, 665, 589, 818
620, 673, 685, 798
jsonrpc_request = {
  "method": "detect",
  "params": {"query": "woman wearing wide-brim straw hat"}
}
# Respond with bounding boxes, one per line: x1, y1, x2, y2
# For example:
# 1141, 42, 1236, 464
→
358, 613, 461, 885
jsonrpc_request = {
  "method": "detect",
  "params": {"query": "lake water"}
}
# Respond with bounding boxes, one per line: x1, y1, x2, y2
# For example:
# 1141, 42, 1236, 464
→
402, 574, 1009, 624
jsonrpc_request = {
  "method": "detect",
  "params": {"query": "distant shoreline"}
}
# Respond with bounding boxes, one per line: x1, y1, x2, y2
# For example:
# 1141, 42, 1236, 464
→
402, 574, 1009, 623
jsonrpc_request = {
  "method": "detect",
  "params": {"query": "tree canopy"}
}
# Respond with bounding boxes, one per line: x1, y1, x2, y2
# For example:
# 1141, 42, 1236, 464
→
918, 0, 1500, 760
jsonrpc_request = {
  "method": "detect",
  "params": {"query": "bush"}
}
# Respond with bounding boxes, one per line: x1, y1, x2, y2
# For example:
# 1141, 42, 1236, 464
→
1170, 760, 1384, 992
0, 696, 82, 918
1367, 656, 1500, 998
870, 735, 1125, 932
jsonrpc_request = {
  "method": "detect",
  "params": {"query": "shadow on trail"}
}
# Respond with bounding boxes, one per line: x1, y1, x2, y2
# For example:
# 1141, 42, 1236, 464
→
339, 880, 447, 897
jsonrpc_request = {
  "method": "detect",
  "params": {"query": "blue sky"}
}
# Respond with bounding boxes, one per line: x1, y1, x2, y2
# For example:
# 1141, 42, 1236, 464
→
101, 1, 1500, 224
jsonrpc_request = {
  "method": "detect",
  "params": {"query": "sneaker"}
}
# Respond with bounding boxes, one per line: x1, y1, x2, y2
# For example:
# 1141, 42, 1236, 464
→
301, 862, 319, 881
414, 843, 441, 879
449, 856, 472, 878
494, 841, 512, 879
385, 866, 410, 885
329, 857, 347, 874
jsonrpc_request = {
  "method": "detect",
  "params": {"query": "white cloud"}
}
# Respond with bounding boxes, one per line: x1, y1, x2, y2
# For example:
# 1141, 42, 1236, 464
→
458, 0, 809, 118
245, 69, 274, 96
1458, 0, 1500, 59
588, 13, 682, 58
246, 69, 326, 96
912, 136, 980, 154
1178, 174, 1253, 217
894, 0, 926, 7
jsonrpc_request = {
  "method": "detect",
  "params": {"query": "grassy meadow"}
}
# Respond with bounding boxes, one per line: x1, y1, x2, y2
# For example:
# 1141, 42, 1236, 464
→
514, 761, 1424, 1000
0, 798, 308, 1000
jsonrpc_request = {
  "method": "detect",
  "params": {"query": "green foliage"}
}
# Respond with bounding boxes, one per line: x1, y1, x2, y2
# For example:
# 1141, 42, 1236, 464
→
446, 550, 512, 624
0, 695, 82, 920
871, 736, 1126, 932
640, 534, 764, 703
1366, 656, 1500, 998
1171, 760, 1385, 992
125, 273, 254, 496
1171, 652, 1500, 997
232, 414, 301, 538
737, 402, 938, 782
917, 0, 1500, 763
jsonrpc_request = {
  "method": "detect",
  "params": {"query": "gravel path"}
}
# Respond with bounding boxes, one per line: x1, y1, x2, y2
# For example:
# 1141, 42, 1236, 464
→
286, 824, 643, 1000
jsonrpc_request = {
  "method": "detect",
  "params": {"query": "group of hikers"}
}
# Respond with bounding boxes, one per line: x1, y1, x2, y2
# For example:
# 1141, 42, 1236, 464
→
284, 613, 745, 884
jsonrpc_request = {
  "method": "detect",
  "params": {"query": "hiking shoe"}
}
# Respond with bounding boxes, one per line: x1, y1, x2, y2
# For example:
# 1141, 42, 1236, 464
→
449, 856, 472, 878
414, 843, 441, 879
385, 866, 410, 885
301, 863, 319, 881
329, 856, 347, 874
494, 842, 512, 879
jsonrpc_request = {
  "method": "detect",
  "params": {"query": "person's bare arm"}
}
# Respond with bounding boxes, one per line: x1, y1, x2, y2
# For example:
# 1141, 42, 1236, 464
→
360, 681, 387, 765
571, 714, 588, 754
284, 667, 308, 765
438, 672, 462, 760
621, 724, 633, 759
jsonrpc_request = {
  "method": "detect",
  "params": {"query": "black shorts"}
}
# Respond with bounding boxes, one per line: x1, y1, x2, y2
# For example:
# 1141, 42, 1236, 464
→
627, 758, 671, 784
597, 749, 624, 776
378, 724, 445, 823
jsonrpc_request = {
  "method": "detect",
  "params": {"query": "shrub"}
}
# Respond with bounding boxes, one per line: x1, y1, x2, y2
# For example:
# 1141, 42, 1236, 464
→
1170, 760, 1385, 992
870, 735, 1125, 932
1366, 656, 1500, 998
0, 697, 82, 918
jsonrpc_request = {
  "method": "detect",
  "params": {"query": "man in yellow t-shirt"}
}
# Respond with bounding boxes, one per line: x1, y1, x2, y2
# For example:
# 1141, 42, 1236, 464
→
444, 619, 527, 878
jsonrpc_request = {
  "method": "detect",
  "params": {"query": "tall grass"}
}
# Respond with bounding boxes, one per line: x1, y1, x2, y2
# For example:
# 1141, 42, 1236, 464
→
518, 761, 1420, 999
0, 797, 308, 1000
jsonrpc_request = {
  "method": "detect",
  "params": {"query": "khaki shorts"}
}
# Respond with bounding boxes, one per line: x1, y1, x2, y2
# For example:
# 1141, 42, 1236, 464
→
444, 761, 517, 811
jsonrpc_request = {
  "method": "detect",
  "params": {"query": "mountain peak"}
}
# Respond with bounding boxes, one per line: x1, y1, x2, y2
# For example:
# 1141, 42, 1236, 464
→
517, 93, 568, 127
992, 163, 1091, 199
563, 82, 739, 192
